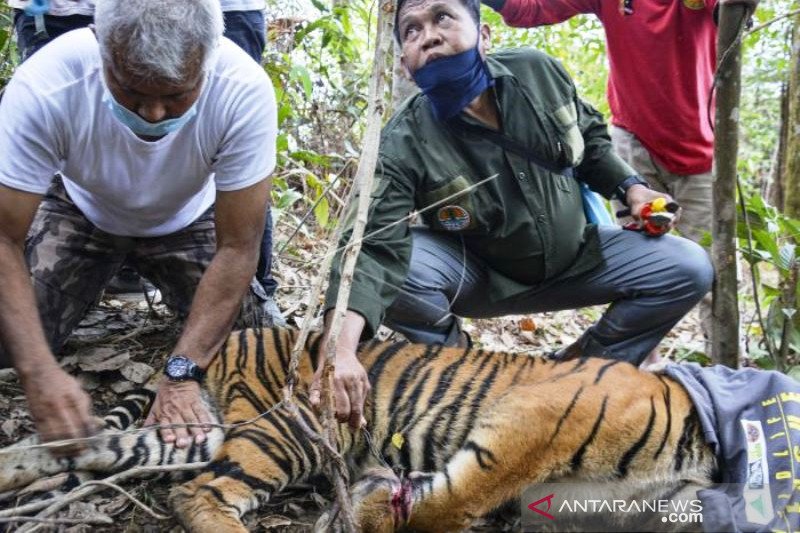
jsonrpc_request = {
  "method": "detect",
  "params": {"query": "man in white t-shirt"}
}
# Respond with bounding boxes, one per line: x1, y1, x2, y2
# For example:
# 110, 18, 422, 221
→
0, 0, 277, 454
8, 0, 282, 319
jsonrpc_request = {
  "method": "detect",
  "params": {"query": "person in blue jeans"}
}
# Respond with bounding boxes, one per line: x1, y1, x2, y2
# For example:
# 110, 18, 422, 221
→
9, 0, 283, 323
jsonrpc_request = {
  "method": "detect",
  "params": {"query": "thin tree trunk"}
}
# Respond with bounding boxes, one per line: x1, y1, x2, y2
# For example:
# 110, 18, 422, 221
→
712, 3, 748, 368
387, 0, 418, 110
767, 81, 788, 209
391, 39, 418, 110
778, 265, 797, 372
783, 15, 800, 217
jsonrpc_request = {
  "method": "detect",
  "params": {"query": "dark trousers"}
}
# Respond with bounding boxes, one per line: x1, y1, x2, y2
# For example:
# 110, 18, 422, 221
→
13, 8, 277, 295
12, 10, 93, 61
384, 226, 713, 365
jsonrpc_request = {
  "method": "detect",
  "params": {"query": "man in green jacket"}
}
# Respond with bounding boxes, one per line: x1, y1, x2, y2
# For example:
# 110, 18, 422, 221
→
312, 0, 713, 429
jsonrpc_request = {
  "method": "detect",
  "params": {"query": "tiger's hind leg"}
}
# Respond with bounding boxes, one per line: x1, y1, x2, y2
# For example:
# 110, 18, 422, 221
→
169, 471, 254, 533
170, 407, 324, 533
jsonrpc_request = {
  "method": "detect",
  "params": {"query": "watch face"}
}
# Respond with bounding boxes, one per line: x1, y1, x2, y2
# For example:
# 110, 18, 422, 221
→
166, 356, 191, 379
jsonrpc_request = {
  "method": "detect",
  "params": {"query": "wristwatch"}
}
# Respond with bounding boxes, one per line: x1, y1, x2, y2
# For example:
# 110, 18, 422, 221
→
164, 354, 205, 383
614, 175, 650, 206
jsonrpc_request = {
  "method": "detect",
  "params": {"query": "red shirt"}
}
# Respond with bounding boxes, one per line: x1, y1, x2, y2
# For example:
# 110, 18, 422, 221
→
499, 0, 717, 175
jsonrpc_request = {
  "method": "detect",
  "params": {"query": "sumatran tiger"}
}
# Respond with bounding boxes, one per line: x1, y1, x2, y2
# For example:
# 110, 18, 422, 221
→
0, 327, 715, 532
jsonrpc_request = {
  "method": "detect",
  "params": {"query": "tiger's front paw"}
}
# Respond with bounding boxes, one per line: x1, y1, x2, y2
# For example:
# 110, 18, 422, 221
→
350, 467, 412, 533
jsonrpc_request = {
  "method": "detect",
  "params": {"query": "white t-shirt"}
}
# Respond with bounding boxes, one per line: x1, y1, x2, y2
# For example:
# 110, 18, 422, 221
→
8, 1, 266, 14
0, 29, 277, 237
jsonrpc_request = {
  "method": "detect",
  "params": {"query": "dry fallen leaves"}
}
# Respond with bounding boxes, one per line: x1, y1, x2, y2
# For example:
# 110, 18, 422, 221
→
519, 317, 536, 332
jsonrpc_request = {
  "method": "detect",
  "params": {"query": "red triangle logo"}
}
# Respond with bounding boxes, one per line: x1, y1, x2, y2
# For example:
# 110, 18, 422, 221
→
528, 493, 555, 520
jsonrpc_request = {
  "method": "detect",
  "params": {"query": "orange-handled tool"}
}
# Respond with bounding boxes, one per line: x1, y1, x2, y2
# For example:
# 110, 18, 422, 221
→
617, 198, 680, 237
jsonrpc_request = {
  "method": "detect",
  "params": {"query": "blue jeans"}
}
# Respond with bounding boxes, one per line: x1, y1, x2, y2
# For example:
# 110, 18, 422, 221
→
12, 8, 276, 295
13, 9, 267, 62
221, 10, 275, 294
383, 226, 713, 365
13, 10, 93, 62
223, 10, 266, 64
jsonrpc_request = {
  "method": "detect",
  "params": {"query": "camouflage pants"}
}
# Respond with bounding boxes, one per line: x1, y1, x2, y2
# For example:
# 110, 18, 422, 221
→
0, 177, 270, 367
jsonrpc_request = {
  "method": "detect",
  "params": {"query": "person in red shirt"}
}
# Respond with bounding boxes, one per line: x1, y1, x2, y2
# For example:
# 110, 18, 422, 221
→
483, 0, 757, 349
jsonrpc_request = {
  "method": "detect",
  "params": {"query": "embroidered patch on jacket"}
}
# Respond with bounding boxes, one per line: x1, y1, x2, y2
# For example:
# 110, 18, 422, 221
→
437, 205, 471, 231
740, 418, 774, 525
682, 0, 705, 10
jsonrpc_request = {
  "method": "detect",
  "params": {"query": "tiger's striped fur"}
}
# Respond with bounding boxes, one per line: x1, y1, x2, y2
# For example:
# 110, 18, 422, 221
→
0, 327, 716, 532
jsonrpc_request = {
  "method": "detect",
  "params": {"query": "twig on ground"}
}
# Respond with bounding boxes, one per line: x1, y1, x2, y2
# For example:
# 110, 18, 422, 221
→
0, 463, 207, 521
0, 516, 114, 525
110, 321, 177, 344
81, 480, 169, 520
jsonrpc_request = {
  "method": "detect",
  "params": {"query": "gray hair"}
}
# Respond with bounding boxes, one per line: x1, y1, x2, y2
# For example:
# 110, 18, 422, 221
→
94, 0, 224, 84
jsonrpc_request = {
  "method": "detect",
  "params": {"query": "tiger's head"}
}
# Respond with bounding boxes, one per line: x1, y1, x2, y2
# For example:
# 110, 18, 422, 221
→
315, 466, 412, 533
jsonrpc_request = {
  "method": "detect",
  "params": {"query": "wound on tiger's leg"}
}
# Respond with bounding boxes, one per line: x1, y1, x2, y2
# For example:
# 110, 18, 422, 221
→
402, 443, 527, 532
400, 385, 590, 532
345, 437, 537, 533
343, 467, 410, 533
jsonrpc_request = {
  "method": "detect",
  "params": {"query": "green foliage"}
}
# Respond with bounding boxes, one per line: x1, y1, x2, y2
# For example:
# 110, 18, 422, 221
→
263, 0, 372, 233
739, 193, 800, 274
481, 7, 608, 113
673, 347, 712, 366
738, 191, 800, 369
738, 1, 797, 188
0, 6, 17, 89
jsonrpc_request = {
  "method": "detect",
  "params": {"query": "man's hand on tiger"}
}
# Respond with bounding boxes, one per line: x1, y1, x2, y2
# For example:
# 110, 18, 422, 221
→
145, 380, 213, 448
22, 363, 97, 457
309, 351, 371, 431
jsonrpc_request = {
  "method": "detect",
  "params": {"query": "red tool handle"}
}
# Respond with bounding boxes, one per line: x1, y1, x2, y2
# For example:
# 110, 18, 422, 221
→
618, 201, 679, 237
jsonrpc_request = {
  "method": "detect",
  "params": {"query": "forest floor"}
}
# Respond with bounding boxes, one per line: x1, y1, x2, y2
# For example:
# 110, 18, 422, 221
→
0, 225, 711, 532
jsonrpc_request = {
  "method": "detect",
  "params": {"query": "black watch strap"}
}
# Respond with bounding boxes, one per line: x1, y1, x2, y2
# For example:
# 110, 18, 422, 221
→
614, 175, 650, 206
164, 354, 205, 383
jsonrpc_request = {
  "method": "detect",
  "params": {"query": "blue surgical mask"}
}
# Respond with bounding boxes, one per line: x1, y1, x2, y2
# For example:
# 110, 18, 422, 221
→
101, 83, 200, 138
412, 44, 494, 122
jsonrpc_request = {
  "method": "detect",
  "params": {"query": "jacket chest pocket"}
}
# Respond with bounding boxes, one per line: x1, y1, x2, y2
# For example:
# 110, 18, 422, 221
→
418, 174, 499, 233
550, 102, 585, 167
